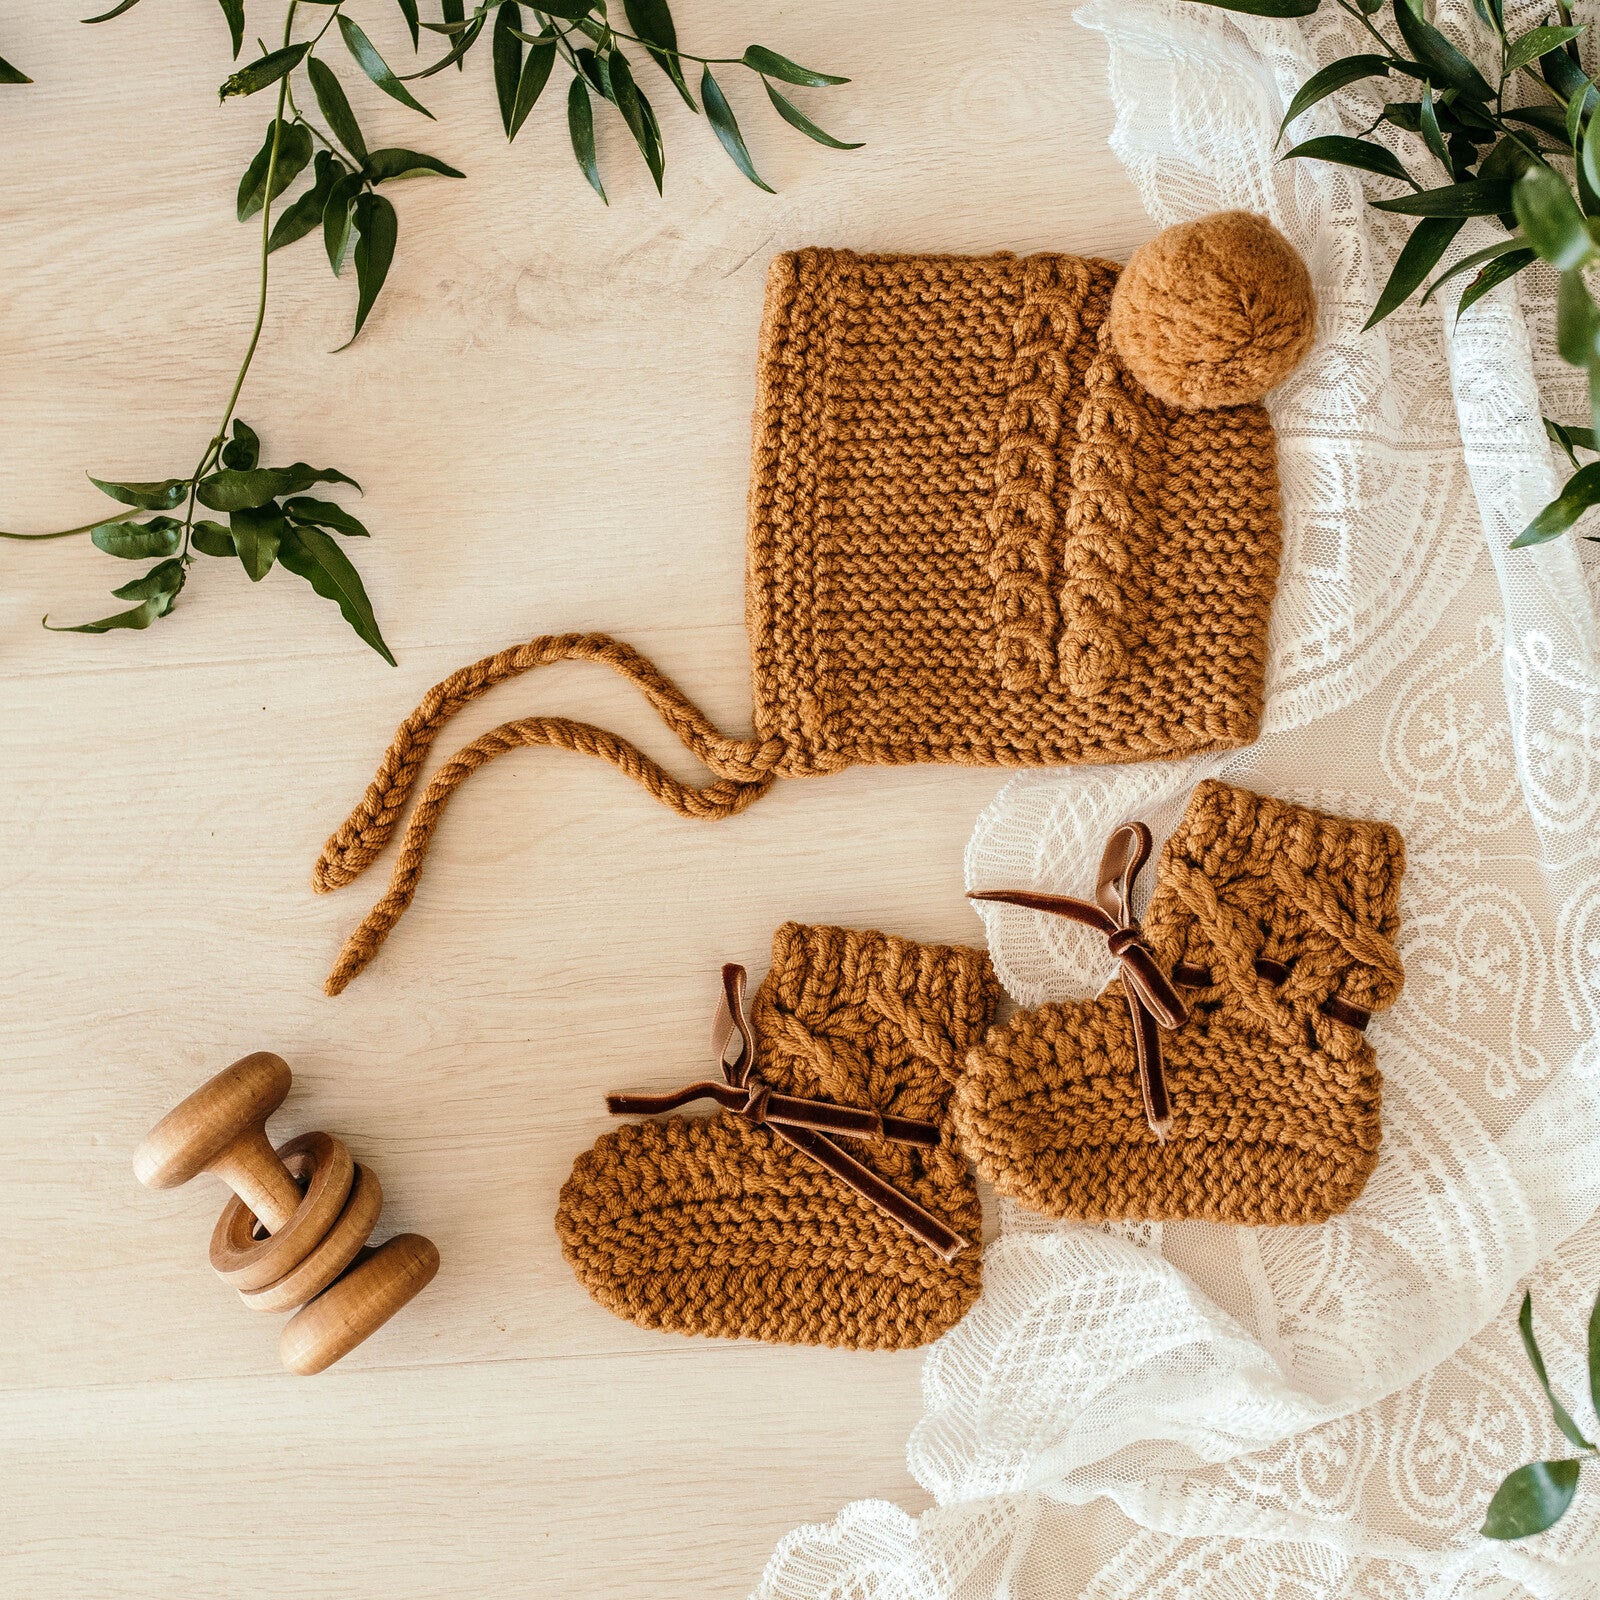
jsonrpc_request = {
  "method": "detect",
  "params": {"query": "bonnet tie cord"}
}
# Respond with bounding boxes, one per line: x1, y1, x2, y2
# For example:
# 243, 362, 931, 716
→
315, 633, 784, 996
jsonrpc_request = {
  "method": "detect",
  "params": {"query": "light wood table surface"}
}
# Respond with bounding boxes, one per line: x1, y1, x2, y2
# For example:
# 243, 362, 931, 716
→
0, 3, 1144, 1593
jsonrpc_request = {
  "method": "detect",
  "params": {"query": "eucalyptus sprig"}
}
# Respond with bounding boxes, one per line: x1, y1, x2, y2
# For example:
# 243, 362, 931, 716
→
3, 2, 857, 661
1192, 0, 1600, 547
1479, 1285, 1600, 1540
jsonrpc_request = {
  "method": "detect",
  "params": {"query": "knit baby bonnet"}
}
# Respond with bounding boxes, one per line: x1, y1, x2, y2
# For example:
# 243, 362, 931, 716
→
316, 213, 1316, 993
556, 923, 1000, 1350
955, 780, 1406, 1225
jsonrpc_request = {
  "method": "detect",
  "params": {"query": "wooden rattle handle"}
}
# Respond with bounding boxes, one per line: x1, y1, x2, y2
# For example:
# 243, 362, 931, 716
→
134, 1052, 302, 1230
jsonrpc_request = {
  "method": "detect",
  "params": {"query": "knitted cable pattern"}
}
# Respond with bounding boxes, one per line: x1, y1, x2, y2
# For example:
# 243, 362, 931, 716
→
987, 254, 1088, 694
747, 244, 1285, 774
952, 781, 1406, 1225
1058, 316, 1159, 697
314, 218, 1308, 992
556, 924, 1000, 1351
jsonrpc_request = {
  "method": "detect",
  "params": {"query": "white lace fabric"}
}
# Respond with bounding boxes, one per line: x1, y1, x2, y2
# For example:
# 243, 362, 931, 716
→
756, 2, 1600, 1595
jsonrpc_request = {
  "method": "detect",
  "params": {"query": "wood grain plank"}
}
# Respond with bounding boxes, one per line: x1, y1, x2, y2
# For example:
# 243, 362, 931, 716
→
0, 0, 1141, 1592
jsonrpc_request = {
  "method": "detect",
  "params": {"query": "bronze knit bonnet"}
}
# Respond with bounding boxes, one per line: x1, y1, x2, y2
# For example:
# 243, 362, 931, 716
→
315, 212, 1317, 993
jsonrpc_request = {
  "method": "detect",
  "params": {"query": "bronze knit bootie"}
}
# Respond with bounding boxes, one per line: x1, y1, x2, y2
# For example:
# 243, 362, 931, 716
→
556, 924, 1000, 1350
954, 780, 1406, 1224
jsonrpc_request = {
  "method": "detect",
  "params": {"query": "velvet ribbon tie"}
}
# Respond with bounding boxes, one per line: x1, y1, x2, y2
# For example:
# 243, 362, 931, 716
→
969, 821, 1188, 1139
606, 963, 969, 1261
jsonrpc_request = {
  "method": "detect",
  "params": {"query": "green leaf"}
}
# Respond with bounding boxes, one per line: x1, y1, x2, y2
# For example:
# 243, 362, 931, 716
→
1481, 1459, 1582, 1538
0, 54, 30, 85
1278, 55, 1389, 140
1372, 178, 1515, 216
537, 0, 599, 18
576, 46, 611, 100
237, 119, 313, 222
1545, 417, 1598, 467
1421, 233, 1527, 303
1558, 268, 1600, 367
1456, 248, 1536, 319
278, 525, 396, 664
1514, 164, 1598, 270
338, 15, 433, 118
217, 0, 244, 58
363, 147, 464, 182
190, 521, 235, 557
285, 497, 369, 537
229, 503, 286, 582
494, 2, 524, 137
761, 79, 863, 150
1392, 0, 1495, 100
269, 150, 341, 253
1365, 217, 1465, 329
1418, 86, 1451, 173
567, 75, 606, 202
220, 41, 310, 101
507, 37, 556, 141
1512, 459, 1600, 545
396, 0, 420, 50
110, 558, 186, 603
1506, 23, 1587, 75
609, 52, 664, 192
702, 66, 773, 193
81, 0, 145, 22
411, 13, 485, 78
88, 476, 187, 511
1541, 32, 1591, 101
221, 418, 260, 471
323, 171, 364, 275
442, 0, 466, 65
197, 463, 360, 512
1283, 135, 1417, 188
90, 516, 182, 559
740, 45, 848, 86
341, 192, 398, 348
45, 558, 184, 634
1518, 1292, 1597, 1449
625, 0, 694, 109
308, 57, 367, 162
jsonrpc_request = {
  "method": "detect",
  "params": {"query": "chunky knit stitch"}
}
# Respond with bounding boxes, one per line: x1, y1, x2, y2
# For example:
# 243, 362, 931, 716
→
953, 781, 1406, 1225
315, 214, 1311, 993
556, 924, 999, 1351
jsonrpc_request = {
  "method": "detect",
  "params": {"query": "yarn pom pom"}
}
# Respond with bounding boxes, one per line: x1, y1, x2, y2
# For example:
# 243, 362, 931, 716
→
1108, 211, 1316, 411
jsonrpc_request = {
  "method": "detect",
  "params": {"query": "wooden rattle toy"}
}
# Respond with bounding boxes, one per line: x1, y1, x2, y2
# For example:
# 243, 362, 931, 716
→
135, 1051, 439, 1375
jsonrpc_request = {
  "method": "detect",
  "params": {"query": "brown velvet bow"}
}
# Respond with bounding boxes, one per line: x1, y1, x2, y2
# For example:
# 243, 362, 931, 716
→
606, 964, 969, 1261
969, 821, 1188, 1140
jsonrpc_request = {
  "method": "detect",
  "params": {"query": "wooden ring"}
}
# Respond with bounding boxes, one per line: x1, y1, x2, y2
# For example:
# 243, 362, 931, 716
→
236, 1159, 383, 1314
208, 1132, 354, 1292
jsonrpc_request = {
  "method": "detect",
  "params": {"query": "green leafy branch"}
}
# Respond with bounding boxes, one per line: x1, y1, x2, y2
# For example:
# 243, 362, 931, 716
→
3, 1, 856, 660
1192, 0, 1600, 547
1480, 1286, 1600, 1540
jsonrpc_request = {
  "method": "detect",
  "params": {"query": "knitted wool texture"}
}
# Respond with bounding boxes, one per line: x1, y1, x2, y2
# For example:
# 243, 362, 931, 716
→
953, 781, 1406, 1225
314, 213, 1315, 994
556, 924, 1000, 1351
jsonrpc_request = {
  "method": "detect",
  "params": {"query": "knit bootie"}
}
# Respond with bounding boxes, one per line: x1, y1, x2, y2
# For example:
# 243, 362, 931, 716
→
954, 780, 1406, 1224
556, 923, 999, 1350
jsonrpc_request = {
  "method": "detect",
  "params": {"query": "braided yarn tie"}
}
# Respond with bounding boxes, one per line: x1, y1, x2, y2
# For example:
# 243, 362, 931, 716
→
314, 633, 783, 995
